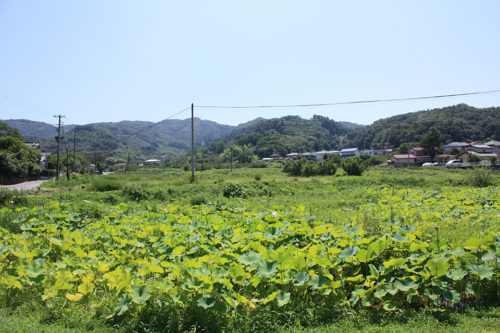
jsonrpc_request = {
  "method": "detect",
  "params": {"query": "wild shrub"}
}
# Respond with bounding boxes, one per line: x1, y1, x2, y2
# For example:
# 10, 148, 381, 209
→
0, 189, 27, 207
283, 159, 304, 176
91, 179, 122, 192
75, 201, 105, 219
222, 183, 247, 198
466, 167, 495, 187
122, 184, 151, 201
190, 194, 207, 206
282, 159, 337, 177
342, 157, 365, 176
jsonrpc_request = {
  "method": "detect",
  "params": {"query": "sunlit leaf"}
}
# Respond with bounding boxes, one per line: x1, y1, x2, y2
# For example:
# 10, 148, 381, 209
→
65, 292, 83, 302
446, 268, 467, 281
425, 258, 449, 277
468, 264, 494, 280
293, 271, 309, 286
131, 285, 151, 305
114, 293, 132, 315
338, 246, 357, 261
276, 291, 290, 306
197, 295, 216, 308
391, 232, 408, 243
238, 252, 262, 266
257, 260, 278, 279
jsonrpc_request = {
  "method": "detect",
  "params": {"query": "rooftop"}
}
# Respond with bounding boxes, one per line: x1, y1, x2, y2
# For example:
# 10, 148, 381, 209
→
444, 142, 469, 147
485, 140, 500, 146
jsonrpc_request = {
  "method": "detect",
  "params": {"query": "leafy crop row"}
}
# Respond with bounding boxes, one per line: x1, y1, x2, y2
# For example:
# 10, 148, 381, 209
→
0, 192, 498, 322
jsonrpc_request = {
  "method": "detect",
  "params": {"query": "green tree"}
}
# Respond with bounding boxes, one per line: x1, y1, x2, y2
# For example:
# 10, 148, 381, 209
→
420, 129, 441, 162
468, 153, 481, 163
396, 143, 409, 154
341, 157, 365, 176
47, 152, 91, 174
0, 136, 41, 179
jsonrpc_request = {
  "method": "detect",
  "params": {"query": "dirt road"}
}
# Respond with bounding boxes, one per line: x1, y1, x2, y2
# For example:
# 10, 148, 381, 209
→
1, 179, 51, 191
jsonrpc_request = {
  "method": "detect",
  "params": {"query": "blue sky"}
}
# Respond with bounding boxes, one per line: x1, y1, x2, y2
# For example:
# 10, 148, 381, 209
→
1, 1, 499, 126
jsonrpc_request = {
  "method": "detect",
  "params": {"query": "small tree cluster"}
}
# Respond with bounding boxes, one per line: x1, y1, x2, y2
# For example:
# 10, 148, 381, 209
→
341, 157, 365, 176
283, 159, 337, 177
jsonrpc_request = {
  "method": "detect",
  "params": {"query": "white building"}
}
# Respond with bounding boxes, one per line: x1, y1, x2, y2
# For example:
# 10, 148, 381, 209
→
340, 148, 360, 158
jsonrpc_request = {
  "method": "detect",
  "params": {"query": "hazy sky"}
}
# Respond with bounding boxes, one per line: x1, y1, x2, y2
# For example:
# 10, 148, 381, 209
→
1, 1, 499, 126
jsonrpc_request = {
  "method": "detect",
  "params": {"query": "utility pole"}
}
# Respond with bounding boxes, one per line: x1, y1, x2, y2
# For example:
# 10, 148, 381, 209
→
65, 145, 70, 180
191, 103, 195, 182
54, 115, 65, 179
407, 135, 410, 167
94, 148, 97, 175
73, 131, 76, 173
230, 146, 233, 172
126, 150, 130, 173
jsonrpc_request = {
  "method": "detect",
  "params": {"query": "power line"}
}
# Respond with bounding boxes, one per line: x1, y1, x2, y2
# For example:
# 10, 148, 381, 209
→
127, 106, 191, 136
0, 94, 53, 117
196, 89, 500, 109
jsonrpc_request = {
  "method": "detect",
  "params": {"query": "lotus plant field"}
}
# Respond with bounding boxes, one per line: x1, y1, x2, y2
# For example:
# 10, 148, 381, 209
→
0, 183, 498, 327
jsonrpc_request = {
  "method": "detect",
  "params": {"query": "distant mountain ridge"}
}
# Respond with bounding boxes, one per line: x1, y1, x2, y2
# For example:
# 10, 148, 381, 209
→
3, 104, 499, 161
3, 119, 77, 140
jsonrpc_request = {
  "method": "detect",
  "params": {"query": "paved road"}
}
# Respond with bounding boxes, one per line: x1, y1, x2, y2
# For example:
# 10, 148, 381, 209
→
1, 179, 51, 191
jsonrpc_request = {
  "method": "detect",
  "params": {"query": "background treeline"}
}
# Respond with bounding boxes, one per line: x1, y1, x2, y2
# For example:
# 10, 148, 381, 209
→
346, 104, 500, 149
3, 104, 499, 166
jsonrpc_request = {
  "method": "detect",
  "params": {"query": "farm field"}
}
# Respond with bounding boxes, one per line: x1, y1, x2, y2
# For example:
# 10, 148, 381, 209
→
0, 166, 499, 332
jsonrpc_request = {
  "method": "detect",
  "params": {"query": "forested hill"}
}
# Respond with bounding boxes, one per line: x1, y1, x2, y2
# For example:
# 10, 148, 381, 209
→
39, 118, 234, 161
4, 104, 499, 162
228, 115, 353, 158
345, 104, 500, 149
3, 119, 77, 140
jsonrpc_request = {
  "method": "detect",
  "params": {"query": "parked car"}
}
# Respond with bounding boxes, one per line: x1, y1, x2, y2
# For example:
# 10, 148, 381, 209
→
445, 160, 462, 168
422, 162, 438, 167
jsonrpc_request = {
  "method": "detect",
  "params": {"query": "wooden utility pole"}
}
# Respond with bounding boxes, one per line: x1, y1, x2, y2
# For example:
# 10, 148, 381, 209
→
65, 145, 70, 180
126, 150, 130, 173
54, 115, 65, 179
191, 103, 195, 181
230, 146, 233, 172
73, 131, 76, 173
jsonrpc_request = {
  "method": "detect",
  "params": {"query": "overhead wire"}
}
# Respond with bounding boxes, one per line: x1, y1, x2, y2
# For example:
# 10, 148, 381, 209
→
0, 94, 53, 118
196, 89, 500, 109
127, 106, 191, 136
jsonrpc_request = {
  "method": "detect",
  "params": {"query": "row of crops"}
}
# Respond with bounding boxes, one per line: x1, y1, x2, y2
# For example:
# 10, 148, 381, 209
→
0, 186, 498, 322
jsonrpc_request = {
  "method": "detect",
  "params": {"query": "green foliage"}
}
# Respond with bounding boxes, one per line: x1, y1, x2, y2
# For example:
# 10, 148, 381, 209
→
47, 153, 91, 174
36, 118, 234, 162
468, 153, 482, 163
0, 135, 41, 179
0, 120, 23, 139
465, 167, 495, 187
121, 184, 170, 201
91, 179, 122, 192
420, 128, 441, 162
190, 194, 207, 206
342, 157, 365, 176
347, 104, 500, 148
1, 167, 499, 332
222, 183, 247, 198
282, 159, 337, 177
232, 115, 349, 158
0, 189, 28, 207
